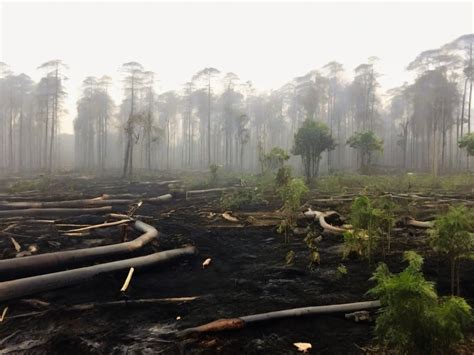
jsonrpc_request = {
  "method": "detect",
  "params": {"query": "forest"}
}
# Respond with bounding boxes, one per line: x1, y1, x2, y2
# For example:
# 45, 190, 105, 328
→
0, 13, 473, 355
0, 34, 474, 177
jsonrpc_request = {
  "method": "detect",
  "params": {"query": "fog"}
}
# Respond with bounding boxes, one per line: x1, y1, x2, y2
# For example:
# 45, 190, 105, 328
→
0, 1, 473, 176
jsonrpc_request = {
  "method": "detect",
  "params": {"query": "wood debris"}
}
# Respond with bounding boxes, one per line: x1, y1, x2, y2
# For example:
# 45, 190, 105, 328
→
293, 342, 312, 353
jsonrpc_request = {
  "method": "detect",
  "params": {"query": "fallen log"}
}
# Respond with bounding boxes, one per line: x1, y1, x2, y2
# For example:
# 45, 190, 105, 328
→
405, 218, 434, 228
175, 300, 381, 337
0, 194, 172, 209
0, 206, 113, 218
63, 218, 133, 233
0, 246, 197, 302
0, 220, 158, 280
186, 187, 237, 200
304, 209, 351, 235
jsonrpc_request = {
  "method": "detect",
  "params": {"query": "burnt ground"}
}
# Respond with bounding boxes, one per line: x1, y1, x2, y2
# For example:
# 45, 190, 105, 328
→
0, 177, 473, 354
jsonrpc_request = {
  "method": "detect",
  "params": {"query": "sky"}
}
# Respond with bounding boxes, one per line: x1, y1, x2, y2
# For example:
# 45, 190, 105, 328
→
1, 1, 473, 134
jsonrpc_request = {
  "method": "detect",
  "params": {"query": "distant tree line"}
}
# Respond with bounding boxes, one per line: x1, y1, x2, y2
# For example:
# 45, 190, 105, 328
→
0, 34, 473, 176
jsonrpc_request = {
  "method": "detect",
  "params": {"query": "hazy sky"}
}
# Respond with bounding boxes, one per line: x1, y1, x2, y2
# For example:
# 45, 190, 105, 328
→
1, 1, 472, 134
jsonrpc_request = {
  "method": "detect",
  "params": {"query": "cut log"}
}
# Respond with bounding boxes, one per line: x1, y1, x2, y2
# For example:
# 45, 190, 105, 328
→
405, 218, 434, 228
0, 206, 113, 218
175, 300, 381, 337
186, 187, 237, 200
0, 194, 172, 209
304, 209, 350, 235
0, 246, 197, 302
63, 219, 133, 233
0, 220, 158, 280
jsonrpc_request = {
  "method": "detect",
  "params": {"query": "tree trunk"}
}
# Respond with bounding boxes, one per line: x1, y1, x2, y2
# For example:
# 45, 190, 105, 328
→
0, 246, 196, 302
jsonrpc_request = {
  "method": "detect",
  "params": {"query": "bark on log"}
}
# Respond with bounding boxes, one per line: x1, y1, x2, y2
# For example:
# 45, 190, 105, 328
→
176, 300, 381, 337
0, 220, 158, 280
0, 206, 113, 218
186, 187, 237, 200
0, 194, 172, 209
0, 246, 197, 302
406, 218, 434, 228
304, 209, 350, 234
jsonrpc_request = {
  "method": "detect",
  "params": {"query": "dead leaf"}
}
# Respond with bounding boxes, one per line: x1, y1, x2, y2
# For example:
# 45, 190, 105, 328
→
202, 258, 212, 268
293, 342, 312, 353
222, 212, 239, 223
28, 244, 39, 253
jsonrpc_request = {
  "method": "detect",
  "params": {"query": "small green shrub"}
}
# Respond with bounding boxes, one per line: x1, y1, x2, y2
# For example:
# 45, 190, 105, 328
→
345, 195, 397, 261
263, 147, 289, 171
304, 231, 321, 268
275, 165, 292, 188
220, 188, 267, 210
285, 250, 295, 265
342, 230, 369, 259
9, 177, 52, 193
429, 205, 474, 295
208, 164, 221, 186
368, 251, 472, 354
336, 264, 348, 279
277, 178, 309, 242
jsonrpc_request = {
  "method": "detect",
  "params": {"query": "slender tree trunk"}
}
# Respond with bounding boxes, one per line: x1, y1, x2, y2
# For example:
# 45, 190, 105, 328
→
207, 76, 212, 166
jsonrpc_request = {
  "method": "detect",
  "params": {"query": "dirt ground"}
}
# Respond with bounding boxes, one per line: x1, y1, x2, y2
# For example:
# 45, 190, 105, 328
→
0, 177, 473, 354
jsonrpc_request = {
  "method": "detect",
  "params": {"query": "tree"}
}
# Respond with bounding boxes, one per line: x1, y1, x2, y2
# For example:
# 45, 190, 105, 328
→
120, 62, 144, 178
368, 251, 472, 354
37, 59, 67, 173
458, 132, 474, 157
236, 114, 250, 172
292, 119, 335, 181
263, 146, 289, 171
429, 206, 474, 295
346, 130, 383, 174
193, 67, 220, 166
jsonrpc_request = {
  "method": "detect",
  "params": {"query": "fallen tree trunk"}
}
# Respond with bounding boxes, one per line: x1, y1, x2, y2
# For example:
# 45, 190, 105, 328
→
186, 187, 237, 200
405, 218, 434, 228
0, 246, 196, 302
304, 209, 351, 235
63, 218, 133, 233
175, 300, 381, 337
0, 206, 113, 218
0, 220, 158, 280
0, 194, 172, 209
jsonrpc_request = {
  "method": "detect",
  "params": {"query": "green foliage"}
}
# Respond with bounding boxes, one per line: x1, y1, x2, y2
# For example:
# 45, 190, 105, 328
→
368, 251, 472, 354
292, 119, 336, 181
346, 131, 383, 174
275, 165, 292, 188
345, 195, 397, 261
263, 147, 289, 171
277, 178, 309, 242
429, 205, 474, 295
342, 230, 369, 259
209, 164, 220, 186
304, 231, 321, 268
220, 188, 267, 210
278, 178, 309, 215
336, 264, 348, 279
9, 176, 52, 193
285, 250, 295, 265
458, 133, 474, 156
314, 173, 474, 194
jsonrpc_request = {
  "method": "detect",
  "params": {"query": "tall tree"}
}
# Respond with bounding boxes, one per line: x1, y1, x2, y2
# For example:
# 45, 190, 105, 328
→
193, 67, 220, 166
